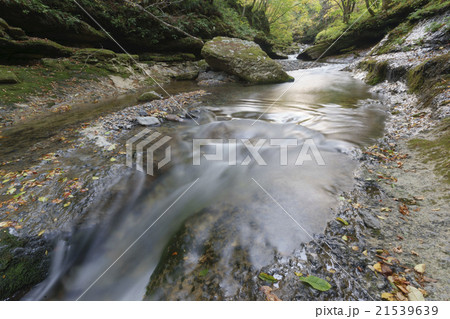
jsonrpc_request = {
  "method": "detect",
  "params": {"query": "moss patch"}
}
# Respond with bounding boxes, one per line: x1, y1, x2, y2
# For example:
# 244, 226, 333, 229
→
359, 59, 389, 85
0, 230, 51, 300
0, 58, 129, 106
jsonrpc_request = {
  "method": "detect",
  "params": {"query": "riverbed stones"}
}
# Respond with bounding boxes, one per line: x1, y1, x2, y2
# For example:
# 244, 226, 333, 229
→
137, 91, 162, 102
201, 37, 294, 84
136, 116, 160, 126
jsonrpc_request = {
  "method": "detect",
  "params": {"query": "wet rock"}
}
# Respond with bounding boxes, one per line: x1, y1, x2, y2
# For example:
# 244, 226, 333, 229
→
201, 37, 294, 84
136, 116, 160, 126
165, 114, 183, 122
358, 210, 381, 229
0, 69, 19, 84
137, 110, 148, 116
137, 91, 162, 103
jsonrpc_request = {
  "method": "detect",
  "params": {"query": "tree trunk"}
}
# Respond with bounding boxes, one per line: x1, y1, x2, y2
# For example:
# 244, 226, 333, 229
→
365, 0, 375, 16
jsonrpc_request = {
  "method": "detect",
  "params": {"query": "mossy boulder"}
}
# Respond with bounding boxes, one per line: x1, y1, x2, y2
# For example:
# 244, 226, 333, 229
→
0, 69, 20, 84
0, 37, 73, 64
0, 231, 52, 300
201, 37, 293, 84
138, 91, 162, 102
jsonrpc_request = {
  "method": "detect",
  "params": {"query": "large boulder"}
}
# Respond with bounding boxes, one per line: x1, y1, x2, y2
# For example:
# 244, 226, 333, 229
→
201, 37, 294, 84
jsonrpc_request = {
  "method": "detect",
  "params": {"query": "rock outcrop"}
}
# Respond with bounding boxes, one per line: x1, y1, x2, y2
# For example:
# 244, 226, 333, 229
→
201, 37, 293, 84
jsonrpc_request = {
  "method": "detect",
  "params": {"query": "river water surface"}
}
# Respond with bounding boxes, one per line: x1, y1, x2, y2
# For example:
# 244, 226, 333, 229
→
26, 63, 387, 300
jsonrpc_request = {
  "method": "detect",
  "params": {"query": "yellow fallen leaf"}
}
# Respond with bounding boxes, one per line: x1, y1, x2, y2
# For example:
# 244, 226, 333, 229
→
362, 250, 368, 256
64, 202, 71, 207
38, 230, 45, 236
110, 157, 117, 162
373, 262, 382, 273
381, 292, 395, 301
92, 176, 99, 180
342, 235, 348, 241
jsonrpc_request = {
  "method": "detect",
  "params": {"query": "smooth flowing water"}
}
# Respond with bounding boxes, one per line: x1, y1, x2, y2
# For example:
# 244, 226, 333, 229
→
26, 63, 386, 300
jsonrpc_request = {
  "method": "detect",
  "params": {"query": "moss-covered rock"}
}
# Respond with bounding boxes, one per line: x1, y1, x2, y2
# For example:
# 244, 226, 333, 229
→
358, 59, 389, 85
0, 69, 20, 84
138, 91, 162, 102
0, 230, 52, 300
0, 37, 73, 64
201, 37, 293, 84
407, 53, 450, 93
139, 52, 197, 62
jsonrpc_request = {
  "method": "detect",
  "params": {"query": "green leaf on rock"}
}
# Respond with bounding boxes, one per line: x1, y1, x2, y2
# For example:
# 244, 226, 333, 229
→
298, 275, 331, 291
336, 217, 349, 226
258, 272, 277, 283
199, 269, 208, 277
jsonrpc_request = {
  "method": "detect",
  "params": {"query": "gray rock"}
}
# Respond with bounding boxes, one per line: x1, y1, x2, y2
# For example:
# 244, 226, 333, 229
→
201, 37, 294, 84
136, 116, 160, 126
165, 114, 183, 122
137, 91, 162, 102
358, 210, 381, 229
137, 109, 148, 116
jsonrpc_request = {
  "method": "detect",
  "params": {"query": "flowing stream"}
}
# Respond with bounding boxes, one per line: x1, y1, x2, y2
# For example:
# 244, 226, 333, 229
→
26, 63, 387, 300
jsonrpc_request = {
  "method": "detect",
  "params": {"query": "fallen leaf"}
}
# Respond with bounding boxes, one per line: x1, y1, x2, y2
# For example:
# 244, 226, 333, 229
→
110, 157, 117, 162
411, 250, 419, 256
414, 264, 426, 274
298, 275, 331, 292
199, 269, 208, 277
38, 230, 45, 236
342, 235, 348, 241
396, 291, 408, 301
407, 286, 425, 301
362, 250, 368, 256
399, 204, 409, 216
38, 196, 48, 202
92, 176, 99, 180
259, 272, 277, 283
352, 246, 359, 251
381, 292, 395, 301
393, 246, 403, 254
260, 286, 281, 301
336, 217, 349, 226
64, 202, 71, 207
381, 207, 391, 212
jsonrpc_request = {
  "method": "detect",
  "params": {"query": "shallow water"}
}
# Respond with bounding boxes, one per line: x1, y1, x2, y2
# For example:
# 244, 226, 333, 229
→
26, 63, 387, 300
